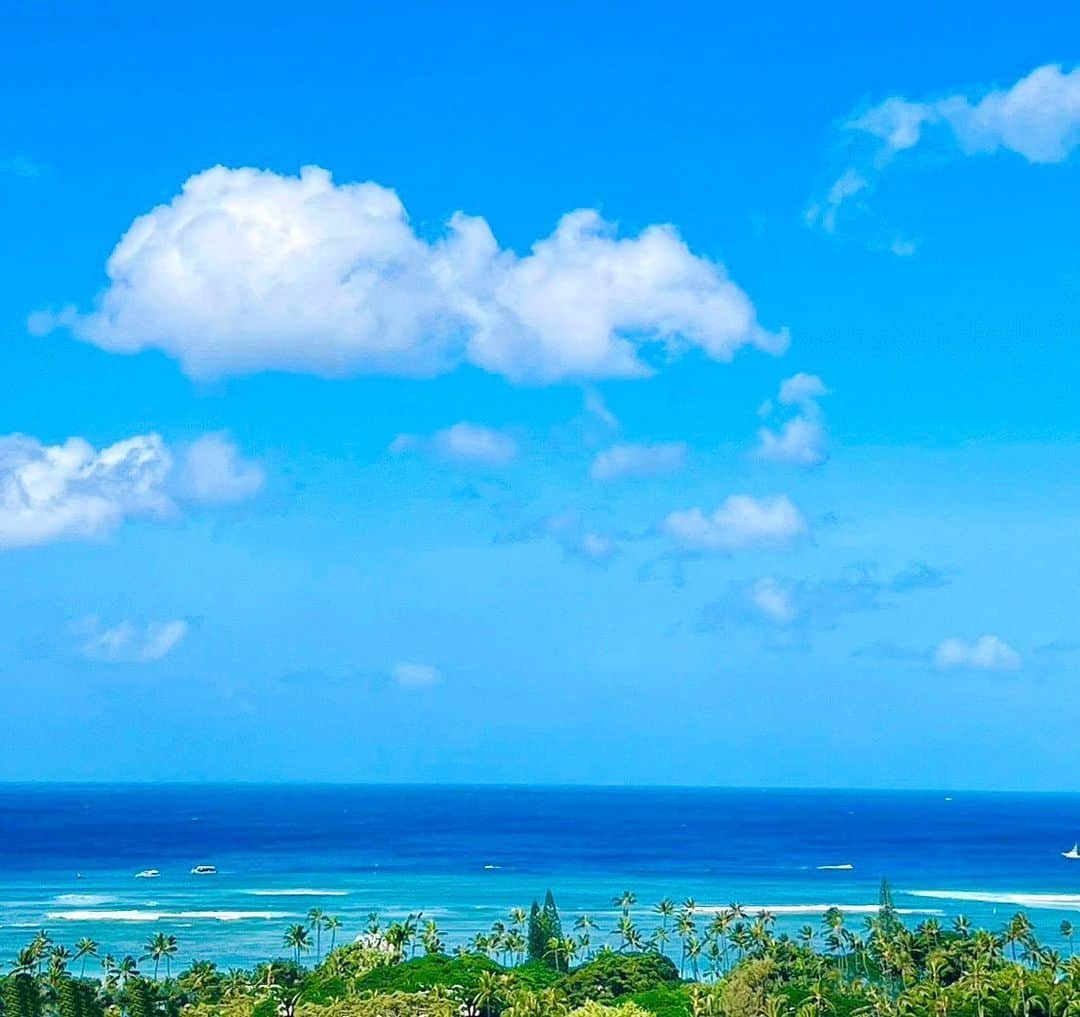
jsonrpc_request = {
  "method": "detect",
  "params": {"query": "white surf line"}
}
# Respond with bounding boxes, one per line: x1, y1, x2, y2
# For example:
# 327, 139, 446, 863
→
908, 890, 1080, 910
47, 909, 295, 922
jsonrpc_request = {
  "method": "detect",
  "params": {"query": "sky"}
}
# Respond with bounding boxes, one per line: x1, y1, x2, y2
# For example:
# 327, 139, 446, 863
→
2, 0, 1080, 788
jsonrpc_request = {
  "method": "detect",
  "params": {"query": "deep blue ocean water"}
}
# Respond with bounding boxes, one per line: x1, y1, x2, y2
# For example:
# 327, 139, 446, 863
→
3, 785, 1080, 969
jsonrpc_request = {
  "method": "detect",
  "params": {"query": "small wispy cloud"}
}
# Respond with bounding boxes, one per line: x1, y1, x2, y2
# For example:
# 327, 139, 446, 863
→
662, 494, 807, 554
756, 372, 830, 467
76, 616, 189, 664
392, 662, 443, 688
391, 422, 518, 467
809, 63, 1080, 243
590, 441, 687, 482
935, 635, 1021, 672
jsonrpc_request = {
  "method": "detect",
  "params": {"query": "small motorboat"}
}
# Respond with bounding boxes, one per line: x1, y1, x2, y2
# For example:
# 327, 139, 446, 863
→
135, 868, 161, 878
1063, 844, 1080, 860
190, 864, 218, 875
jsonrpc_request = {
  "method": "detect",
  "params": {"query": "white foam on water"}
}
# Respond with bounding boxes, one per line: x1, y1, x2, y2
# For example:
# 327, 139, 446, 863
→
696, 903, 943, 916
47, 909, 294, 922
909, 890, 1080, 910
53, 894, 118, 906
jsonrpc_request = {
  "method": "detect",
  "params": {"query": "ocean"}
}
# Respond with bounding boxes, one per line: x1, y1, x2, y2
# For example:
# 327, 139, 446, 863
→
2, 784, 1080, 970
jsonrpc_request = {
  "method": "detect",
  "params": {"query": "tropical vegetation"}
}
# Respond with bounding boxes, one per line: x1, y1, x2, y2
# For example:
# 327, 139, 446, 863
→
3, 883, 1079, 1017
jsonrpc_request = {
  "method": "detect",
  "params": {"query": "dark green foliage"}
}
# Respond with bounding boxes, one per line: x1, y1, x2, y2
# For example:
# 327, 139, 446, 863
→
57, 980, 103, 1017
510, 960, 563, 990
125, 978, 155, 1017
251, 996, 278, 1017
526, 891, 565, 968
299, 975, 349, 1004
4, 975, 42, 1017
353, 953, 504, 996
560, 952, 680, 1005
527, 901, 545, 962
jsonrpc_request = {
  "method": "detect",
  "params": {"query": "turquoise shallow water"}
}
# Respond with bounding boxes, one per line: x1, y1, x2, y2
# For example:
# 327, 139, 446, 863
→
3, 784, 1080, 969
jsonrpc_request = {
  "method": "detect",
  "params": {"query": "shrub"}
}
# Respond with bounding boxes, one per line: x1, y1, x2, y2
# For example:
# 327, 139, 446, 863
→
299, 991, 457, 1017
352, 953, 505, 997
570, 1003, 654, 1017
623, 986, 692, 1017
511, 961, 564, 991
560, 953, 680, 1005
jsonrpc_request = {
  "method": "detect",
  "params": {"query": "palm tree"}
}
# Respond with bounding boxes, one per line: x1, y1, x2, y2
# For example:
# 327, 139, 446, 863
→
1064, 921, 1076, 958
421, 918, 444, 956
73, 937, 98, 979
223, 968, 252, 999
613, 891, 637, 918
961, 958, 992, 1017
114, 955, 140, 988
323, 915, 342, 953
142, 932, 179, 980
474, 970, 507, 1017
654, 899, 676, 930
283, 924, 311, 967
306, 908, 326, 961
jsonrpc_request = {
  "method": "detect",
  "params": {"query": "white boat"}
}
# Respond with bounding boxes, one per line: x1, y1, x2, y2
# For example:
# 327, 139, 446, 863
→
135, 868, 161, 878
190, 864, 218, 875
1062, 844, 1080, 860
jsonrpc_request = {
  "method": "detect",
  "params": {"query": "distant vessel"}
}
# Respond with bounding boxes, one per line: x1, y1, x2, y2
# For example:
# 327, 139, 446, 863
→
190, 864, 218, 875
135, 868, 161, 878
817, 863, 854, 871
1062, 844, 1080, 860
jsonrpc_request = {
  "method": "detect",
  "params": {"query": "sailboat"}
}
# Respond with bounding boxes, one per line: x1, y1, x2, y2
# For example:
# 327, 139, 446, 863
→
1062, 844, 1080, 859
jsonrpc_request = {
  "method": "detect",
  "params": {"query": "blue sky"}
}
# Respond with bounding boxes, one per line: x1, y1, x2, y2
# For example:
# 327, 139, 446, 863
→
2, 0, 1080, 787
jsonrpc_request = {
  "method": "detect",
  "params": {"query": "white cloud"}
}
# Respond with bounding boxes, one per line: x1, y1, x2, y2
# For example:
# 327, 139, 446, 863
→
662, 494, 807, 553
34, 165, 786, 383
177, 432, 264, 503
748, 576, 798, 623
392, 662, 442, 688
757, 373, 829, 467
778, 372, 829, 406
757, 416, 828, 467
814, 64, 1080, 233
934, 635, 1022, 672
804, 170, 868, 233
583, 389, 619, 430
590, 441, 687, 482
391, 422, 518, 466
0, 433, 173, 549
77, 616, 189, 663
0, 430, 263, 551
852, 65, 1080, 164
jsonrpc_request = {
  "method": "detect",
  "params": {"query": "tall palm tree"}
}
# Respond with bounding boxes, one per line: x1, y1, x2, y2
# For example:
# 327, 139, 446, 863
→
613, 891, 637, 919
1064, 921, 1076, 958
283, 924, 311, 967
961, 958, 992, 1017
143, 932, 179, 980
654, 899, 676, 931
307, 908, 326, 961
73, 938, 98, 979
323, 915, 342, 953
